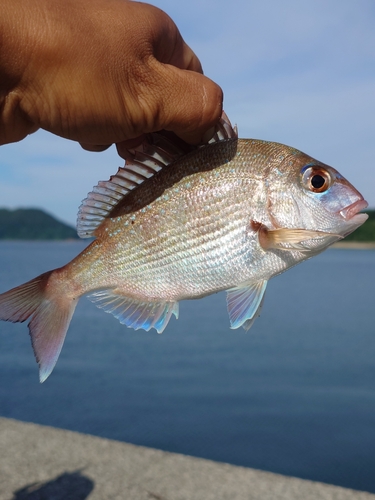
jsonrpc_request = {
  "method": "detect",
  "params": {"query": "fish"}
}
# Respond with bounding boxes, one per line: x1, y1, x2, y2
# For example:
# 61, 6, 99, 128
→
0, 113, 368, 382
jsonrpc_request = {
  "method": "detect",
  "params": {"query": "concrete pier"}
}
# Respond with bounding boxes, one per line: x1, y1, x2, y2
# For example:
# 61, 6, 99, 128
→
0, 417, 373, 500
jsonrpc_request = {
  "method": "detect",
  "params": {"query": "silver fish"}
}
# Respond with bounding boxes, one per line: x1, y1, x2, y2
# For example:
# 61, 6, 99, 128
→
0, 113, 368, 381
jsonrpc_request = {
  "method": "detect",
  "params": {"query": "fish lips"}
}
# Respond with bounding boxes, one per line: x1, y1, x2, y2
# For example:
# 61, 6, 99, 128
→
339, 199, 368, 236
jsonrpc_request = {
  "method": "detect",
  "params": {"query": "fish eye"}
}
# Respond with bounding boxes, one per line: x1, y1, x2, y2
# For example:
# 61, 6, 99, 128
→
302, 166, 332, 193
311, 174, 325, 189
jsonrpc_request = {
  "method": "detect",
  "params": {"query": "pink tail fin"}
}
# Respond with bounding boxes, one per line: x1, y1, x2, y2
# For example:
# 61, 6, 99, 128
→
0, 271, 77, 382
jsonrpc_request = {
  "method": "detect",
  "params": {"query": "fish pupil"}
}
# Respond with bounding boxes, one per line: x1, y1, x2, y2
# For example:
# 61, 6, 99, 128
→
311, 174, 325, 189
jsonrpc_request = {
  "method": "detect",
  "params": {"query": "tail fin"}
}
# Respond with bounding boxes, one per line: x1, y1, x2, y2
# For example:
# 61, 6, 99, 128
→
0, 271, 77, 382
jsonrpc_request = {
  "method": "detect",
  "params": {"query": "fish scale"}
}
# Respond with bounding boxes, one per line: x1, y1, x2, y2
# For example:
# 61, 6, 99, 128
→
0, 112, 368, 381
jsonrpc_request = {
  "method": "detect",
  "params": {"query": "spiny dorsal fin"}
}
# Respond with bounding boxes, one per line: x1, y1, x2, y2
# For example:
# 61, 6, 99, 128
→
207, 111, 238, 144
76, 112, 238, 238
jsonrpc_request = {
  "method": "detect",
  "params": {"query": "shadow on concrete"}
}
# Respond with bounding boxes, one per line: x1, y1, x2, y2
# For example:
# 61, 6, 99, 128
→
11, 470, 94, 500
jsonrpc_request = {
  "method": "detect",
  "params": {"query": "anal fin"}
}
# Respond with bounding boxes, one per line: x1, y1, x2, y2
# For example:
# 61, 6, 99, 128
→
226, 280, 267, 331
88, 290, 179, 333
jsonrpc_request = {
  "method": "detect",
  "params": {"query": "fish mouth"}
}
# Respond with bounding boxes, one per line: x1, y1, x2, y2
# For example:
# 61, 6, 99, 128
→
340, 199, 368, 223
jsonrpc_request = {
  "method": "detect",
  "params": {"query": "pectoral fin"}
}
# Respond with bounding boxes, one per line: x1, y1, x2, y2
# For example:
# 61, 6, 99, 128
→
226, 280, 267, 331
88, 290, 179, 333
256, 225, 342, 252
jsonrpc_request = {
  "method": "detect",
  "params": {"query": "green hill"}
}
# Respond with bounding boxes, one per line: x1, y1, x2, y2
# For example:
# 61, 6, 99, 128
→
0, 208, 78, 240
344, 210, 375, 242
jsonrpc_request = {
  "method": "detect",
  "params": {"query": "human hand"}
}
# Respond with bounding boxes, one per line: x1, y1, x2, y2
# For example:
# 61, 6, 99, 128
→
0, 0, 223, 156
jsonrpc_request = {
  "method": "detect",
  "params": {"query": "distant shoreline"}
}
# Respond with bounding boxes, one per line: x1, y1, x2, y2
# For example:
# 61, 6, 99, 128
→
331, 241, 375, 250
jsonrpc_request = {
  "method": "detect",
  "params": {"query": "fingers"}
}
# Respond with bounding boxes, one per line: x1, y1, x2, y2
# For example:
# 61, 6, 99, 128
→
142, 6, 223, 144
116, 136, 146, 159
145, 3, 204, 74
143, 61, 223, 144
0, 91, 39, 145
159, 35, 204, 74
80, 138, 147, 160
80, 67, 222, 155
176, 43, 204, 73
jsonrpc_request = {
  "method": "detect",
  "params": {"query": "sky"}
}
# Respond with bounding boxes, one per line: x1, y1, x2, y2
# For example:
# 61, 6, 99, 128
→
1, 0, 374, 226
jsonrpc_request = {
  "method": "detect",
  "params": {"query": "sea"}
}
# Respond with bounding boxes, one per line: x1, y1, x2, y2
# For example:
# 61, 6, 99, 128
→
0, 241, 374, 493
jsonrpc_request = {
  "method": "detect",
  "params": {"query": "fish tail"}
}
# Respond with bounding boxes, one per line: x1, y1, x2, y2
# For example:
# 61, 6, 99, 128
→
0, 270, 77, 382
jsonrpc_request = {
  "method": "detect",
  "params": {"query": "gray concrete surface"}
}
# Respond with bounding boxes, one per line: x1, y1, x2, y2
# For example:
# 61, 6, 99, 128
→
0, 417, 374, 500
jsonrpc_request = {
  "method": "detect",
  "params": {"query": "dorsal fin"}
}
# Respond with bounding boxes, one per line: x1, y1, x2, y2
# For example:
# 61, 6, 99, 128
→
76, 112, 238, 238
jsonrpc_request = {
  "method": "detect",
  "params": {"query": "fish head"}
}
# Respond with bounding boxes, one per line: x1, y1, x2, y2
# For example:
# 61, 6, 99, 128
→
267, 149, 368, 242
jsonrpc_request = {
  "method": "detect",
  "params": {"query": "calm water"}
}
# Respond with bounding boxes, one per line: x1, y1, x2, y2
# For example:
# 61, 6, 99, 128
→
0, 241, 374, 492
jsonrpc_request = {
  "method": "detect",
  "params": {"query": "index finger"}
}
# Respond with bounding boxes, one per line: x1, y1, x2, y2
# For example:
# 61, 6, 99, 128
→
147, 5, 204, 73
169, 39, 204, 73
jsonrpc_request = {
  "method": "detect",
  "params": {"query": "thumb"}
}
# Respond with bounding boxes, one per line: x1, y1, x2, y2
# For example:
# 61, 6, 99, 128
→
145, 61, 223, 144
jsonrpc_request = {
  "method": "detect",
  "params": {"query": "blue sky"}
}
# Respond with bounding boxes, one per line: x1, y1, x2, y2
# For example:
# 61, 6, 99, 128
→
1, 0, 374, 226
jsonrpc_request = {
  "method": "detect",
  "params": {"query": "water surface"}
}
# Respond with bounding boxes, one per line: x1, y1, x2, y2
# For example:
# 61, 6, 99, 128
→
0, 242, 374, 492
